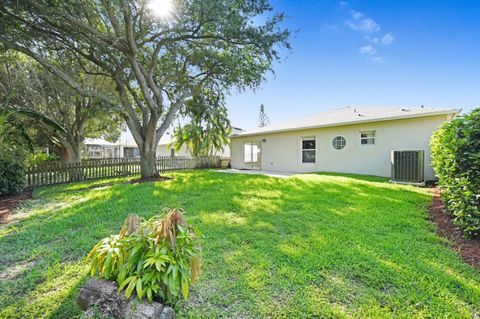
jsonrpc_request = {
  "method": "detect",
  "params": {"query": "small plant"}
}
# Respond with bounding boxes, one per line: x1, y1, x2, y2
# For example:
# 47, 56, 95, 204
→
86, 208, 202, 304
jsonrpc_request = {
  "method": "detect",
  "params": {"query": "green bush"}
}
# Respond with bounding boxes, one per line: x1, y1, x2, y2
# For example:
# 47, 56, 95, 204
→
0, 157, 26, 196
86, 208, 202, 304
25, 152, 58, 166
431, 108, 480, 237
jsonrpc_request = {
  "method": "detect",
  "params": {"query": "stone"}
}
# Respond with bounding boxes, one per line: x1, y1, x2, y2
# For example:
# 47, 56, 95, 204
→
81, 308, 101, 319
159, 307, 175, 319
78, 278, 173, 319
78, 278, 119, 311
126, 301, 163, 319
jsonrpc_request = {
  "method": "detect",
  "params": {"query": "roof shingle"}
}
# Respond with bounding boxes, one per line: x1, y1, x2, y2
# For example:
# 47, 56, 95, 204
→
233, 106, 460, 137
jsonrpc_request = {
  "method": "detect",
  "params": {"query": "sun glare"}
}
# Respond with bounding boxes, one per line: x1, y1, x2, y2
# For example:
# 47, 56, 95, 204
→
147, 0, 174, 19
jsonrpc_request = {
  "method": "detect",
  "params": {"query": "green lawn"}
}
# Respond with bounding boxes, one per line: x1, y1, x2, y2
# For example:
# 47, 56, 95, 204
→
0, 170, 479, 318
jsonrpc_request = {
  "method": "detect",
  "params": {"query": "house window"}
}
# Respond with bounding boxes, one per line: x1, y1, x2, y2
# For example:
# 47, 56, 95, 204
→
302, 137, 316, 163
332, 136, 346, 150
360, 131, 376, 145
124, 147, 140, 158
170, 148, 175, 157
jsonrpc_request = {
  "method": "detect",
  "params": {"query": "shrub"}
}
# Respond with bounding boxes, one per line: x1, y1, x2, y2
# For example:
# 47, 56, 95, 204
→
431, 108, 480, 237
86, 208, 202, 304
25, 152, 58, 166
0, 157, 26, 196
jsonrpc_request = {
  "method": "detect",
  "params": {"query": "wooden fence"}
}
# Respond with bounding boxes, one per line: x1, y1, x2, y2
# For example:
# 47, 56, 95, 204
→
25, 156, 222, 187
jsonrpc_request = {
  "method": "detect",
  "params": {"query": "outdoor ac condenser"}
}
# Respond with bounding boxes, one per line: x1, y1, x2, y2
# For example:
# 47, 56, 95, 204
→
391, 150, 425, 184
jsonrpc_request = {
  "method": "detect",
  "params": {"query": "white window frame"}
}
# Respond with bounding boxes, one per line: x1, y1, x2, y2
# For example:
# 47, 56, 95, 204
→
331, 136, 346, 151
301, 137, 316, 164
360, 130, 376, 145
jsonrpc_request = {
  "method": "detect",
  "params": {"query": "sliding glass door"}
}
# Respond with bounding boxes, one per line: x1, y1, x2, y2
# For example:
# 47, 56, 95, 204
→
243, 142, 261, 169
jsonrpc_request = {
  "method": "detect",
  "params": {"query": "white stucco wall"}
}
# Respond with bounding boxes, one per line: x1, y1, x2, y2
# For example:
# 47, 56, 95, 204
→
230, 115, 451, 180
156, 143, 190, 157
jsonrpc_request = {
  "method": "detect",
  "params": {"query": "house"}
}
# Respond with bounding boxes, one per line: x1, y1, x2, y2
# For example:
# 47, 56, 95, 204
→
84, 138, 120, 158
114, 131, 191, 158
84, 127, 243, 159
84, 132, 191, 158
230, 106, 460, 182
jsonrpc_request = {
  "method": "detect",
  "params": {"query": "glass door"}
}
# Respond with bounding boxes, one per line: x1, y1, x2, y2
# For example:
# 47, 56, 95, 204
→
243, 142, 261, 169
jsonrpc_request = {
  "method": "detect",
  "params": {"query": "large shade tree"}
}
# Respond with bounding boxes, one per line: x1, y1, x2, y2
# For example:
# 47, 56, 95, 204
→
0, 0, 290, 177
0, 52, 122, 164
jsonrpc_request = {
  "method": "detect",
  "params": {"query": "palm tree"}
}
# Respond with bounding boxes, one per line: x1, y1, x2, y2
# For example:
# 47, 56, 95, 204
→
171, 92, 231, 157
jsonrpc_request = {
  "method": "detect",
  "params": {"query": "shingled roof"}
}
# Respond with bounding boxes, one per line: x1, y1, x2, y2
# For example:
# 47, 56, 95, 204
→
233, 106, 460, 137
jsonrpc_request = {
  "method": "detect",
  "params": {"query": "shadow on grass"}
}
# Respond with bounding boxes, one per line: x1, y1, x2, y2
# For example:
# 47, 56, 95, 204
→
0, 170, 478, 319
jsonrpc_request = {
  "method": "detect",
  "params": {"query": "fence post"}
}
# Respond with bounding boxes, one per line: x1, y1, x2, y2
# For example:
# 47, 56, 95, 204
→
24, 155, 225, 187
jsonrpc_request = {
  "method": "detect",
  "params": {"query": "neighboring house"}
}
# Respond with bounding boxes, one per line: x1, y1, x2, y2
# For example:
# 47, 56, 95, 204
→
230, 106, 460, 183
84, 127, 243, 159
84, 138, 119, 158
115, 131, 191, 158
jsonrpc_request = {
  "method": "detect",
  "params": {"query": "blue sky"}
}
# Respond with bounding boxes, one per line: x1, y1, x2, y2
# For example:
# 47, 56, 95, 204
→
226, 0, 480, 130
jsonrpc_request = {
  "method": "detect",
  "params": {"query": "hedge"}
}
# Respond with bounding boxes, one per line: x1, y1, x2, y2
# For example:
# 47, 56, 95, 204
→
431, 108, 480, 237
0, 157, 26, 196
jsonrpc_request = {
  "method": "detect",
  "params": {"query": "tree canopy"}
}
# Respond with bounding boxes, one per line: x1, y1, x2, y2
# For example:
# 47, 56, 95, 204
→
0, 0, 290, 177
0, 51, 123, 163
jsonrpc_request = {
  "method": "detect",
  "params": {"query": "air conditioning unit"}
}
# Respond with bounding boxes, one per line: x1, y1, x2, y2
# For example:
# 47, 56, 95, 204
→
391, 150, 424, 184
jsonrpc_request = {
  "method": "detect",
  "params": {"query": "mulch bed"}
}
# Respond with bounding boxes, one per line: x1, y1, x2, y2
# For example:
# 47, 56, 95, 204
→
428, 188, 480, 268
0, 189, 32, 224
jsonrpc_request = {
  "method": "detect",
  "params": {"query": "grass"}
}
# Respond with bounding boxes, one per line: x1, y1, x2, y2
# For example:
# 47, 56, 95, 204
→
0, 170, 479, 318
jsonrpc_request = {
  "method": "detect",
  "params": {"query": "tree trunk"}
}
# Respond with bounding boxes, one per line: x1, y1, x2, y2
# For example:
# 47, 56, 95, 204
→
127, 113, 161, 179
59, 145, 70, 165
57, 137, 84, 181
58, 142, 82, 164
139, 148, 158, 178
126, 125, 161, 179
113, 72, 190, 179
69, 149, 82, 164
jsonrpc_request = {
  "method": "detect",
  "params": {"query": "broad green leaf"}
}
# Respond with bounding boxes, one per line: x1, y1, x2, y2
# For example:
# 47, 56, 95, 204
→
181, 278, 189, 299
125, 278, 136, 298
136, 278, 143, 299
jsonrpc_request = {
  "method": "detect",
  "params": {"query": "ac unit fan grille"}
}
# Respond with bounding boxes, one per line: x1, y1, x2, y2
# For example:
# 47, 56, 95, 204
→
391, 150, 424, 183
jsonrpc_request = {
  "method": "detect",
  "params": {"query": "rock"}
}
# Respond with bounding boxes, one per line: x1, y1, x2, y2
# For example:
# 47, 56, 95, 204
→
78, 278, 173, 319
126, 301, 163, 319
159, 307, 175, 319
81, 308, 101, 319
78, 278, 119, 311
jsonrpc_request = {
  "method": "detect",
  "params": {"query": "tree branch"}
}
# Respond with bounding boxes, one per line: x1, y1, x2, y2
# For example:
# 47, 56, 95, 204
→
1, 41, 117, 109
155, 91, 192, 144
113, 71, 144, 148
25, 0, 127, 52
